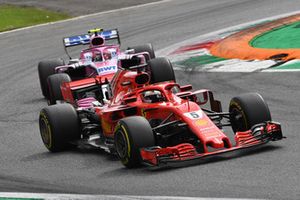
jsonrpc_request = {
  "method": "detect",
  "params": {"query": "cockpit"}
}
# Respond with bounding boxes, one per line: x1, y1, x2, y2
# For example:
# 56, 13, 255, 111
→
86, 48, 117, 63
92, 51, 103, 62
142, 90, 166, 103
103, 50, 112, 60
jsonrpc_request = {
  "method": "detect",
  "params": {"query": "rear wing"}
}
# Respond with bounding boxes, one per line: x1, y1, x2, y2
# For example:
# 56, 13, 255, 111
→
63, 28, 120, 58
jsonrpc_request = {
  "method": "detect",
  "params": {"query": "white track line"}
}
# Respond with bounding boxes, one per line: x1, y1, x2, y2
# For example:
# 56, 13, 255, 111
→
0, 0, 173, 36
0, 192, 265, 200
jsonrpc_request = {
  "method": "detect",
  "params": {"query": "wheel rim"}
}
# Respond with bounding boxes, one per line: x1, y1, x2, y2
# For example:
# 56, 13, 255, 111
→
40, 117, 52, 148
230, 107, 247, 132
115, 130, 128, 159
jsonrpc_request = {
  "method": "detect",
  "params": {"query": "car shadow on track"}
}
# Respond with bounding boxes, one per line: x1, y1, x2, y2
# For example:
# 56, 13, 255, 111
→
22, 144, 282, 176
95, 144, 284, 177
74, 148, 119, 161
21, 146, 118, 163
192, 144, 281, 164
23, 97, 45, 105
21, 151, 69, 162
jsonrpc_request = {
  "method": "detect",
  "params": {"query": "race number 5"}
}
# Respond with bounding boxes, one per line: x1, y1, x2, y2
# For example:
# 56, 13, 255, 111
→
184, 110, 203, 119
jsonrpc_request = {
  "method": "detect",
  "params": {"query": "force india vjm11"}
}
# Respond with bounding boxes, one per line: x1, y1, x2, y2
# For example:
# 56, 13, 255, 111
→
39, 54, 284, 168
37, 28, 155, 105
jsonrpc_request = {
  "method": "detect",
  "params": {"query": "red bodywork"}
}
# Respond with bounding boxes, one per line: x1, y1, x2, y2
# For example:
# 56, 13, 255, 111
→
60, 67, 283, 167
140, 123, 281, 167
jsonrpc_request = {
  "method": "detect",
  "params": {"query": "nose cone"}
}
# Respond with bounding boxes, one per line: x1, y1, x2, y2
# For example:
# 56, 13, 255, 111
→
209, 138, 224, 149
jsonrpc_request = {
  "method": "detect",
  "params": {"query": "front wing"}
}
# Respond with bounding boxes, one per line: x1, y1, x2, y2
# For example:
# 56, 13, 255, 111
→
140, 122, 283, 168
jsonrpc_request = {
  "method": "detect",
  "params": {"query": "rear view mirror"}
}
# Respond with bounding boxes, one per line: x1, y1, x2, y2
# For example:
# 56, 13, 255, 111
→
191, 90, 222, 112
180, 85, 193, 92
193, 90, 209, 105
120, 56, 141, 69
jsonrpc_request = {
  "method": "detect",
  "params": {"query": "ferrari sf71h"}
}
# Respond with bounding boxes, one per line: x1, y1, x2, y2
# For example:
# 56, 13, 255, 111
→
39, 55, 284, 168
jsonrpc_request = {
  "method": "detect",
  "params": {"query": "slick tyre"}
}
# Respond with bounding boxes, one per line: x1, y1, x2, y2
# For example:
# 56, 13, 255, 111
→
39, 104, 80, 152
229, 93, 271, 133
47, 73, 71, 105
148, 57, 176, 84
38, 59, 64, 99
114, 116, 155, 168
128, 43, 155, 60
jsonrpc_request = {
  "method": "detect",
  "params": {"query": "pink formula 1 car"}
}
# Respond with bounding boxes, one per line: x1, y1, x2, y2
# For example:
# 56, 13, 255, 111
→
37, 28, 155, 105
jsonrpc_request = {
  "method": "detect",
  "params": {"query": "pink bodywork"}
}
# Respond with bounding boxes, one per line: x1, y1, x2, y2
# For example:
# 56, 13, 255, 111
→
79, 45, 121, 77
55, 43, 124, 79
77, 97, 97, 108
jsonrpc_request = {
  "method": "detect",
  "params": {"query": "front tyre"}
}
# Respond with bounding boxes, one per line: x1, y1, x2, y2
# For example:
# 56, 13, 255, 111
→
114, 116, 155, 168
229, 93, 271, 133
39, 104, 80, 152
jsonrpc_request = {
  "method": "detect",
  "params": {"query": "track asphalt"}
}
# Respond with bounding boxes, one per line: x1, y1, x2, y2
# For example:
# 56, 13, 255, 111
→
0, 0, 300, 200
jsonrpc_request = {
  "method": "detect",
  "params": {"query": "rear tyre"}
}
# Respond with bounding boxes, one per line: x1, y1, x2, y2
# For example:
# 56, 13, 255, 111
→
39, 104, 80, 152
114, 116, 155, 168
229, 93, 271, 133
47, 73, 71, 105
128, 43, 155, 60
38, 59, 64, 99
148, 57, 176, 84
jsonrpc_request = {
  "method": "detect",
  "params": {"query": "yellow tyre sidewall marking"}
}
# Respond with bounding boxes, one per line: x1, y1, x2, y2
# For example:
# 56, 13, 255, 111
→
115, 124, 131, 165
40, 112, 52, 149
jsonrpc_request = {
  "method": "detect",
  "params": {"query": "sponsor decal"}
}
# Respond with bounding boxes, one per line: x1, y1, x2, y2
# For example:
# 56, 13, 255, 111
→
198, 126, 221, 137
107, 48, 117, 58
64, 34, 90, 46
195, 119, 208, 126
97, 66, 117, 74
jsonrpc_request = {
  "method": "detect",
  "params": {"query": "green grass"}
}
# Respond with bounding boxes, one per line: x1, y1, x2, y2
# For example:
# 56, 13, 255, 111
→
273, 61, 300, 69
250, 21, 300, 49
0, 4, 70, 32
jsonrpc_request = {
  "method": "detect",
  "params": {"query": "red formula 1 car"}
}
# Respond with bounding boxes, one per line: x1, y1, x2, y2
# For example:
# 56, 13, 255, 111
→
37, 28, 155, 105
38, 56, 284, 168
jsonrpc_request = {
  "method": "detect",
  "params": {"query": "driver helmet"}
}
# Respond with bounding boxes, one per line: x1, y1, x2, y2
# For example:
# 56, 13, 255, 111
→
143, 90, 164, 103
93, 51, 102, 62
103, 50, 112, 60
